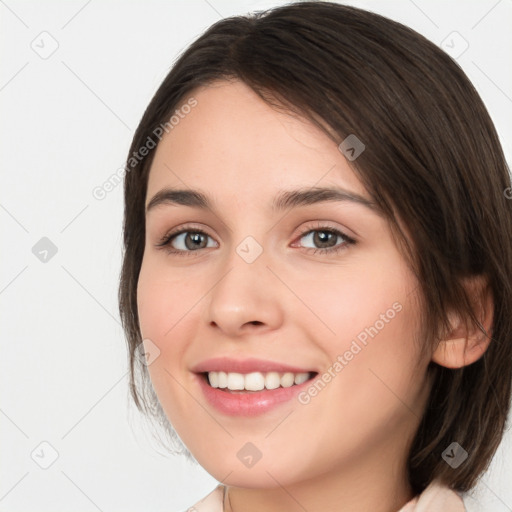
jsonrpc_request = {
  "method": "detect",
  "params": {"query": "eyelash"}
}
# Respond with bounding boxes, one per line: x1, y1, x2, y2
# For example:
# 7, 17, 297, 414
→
155, 223, 356, 258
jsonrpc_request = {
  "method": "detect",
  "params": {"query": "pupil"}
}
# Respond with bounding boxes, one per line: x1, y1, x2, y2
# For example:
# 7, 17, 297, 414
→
314, 231, 335, 248
186, 232, 205, 250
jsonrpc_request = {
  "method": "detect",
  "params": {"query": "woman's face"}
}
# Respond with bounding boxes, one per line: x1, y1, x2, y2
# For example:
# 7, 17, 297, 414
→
137, 79, 432, 488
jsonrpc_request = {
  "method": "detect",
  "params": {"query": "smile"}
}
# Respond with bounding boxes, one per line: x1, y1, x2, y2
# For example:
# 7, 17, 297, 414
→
195, 370, 318, 416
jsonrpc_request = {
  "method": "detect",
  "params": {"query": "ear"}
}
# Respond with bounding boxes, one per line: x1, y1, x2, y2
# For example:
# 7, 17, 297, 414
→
432, 274, 494, 369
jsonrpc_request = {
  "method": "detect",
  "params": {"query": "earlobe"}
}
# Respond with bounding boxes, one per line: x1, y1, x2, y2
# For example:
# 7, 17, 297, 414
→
431, 275, 494, 369
432, 336, 490, 369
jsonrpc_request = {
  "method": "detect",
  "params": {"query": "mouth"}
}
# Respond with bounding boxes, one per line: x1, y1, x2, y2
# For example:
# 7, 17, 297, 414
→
199, 370, 319, 393
195, 370, 319, 416
191, 357, 320, 415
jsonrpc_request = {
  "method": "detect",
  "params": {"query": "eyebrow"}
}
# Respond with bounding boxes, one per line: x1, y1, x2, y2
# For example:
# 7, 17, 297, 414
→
145, 186, 383, 216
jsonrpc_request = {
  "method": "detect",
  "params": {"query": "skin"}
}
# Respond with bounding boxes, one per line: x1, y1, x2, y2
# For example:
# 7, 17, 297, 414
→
136, 79, 492, 512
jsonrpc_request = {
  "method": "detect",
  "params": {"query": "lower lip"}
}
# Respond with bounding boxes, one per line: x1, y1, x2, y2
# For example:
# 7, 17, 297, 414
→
195, 373, 316, 417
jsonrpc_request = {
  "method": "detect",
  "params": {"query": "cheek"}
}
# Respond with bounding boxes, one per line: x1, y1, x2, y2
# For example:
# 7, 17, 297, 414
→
288, 251, 414, 351
290, 250, 424, 410
293, 295, 425, 469
137, 256, 198, 341
136, 258, 202, 391
136, 260, 198, 417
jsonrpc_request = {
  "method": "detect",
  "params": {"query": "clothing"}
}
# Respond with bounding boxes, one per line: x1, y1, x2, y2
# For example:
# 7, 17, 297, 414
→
397, 480, 466, 511
182, 480, 466, 512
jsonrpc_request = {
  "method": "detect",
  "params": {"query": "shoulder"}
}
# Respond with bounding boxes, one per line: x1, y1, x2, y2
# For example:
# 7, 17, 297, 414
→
398, 479, 466, 512
178, 484, 225, 512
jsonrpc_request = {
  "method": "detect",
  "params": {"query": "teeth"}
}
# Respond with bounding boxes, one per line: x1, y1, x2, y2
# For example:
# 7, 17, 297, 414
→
207, 371, 312, 391
281, 372, 295, 387
245, 372, 265, 391
227, 372, 244, 390
294, 372, 309, 385
265, 372, 281, 390
218, 371, 228, 388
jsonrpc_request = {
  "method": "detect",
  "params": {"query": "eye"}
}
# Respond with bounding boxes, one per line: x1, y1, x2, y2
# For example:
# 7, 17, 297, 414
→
293, 225, 356, 255
156, 226, 217, 256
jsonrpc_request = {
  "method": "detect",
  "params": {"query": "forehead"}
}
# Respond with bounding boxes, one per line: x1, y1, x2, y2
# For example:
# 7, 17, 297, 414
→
145, 79, 367, 203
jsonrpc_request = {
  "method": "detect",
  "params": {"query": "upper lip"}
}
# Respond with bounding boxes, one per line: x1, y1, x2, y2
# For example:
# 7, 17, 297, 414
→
191, 357, 316, 374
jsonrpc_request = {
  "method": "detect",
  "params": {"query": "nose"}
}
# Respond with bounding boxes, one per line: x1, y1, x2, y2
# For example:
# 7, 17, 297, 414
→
203, 246, 285, 338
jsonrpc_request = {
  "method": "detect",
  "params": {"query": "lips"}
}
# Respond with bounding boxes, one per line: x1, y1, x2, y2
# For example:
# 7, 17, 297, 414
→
190, 356, 316, 374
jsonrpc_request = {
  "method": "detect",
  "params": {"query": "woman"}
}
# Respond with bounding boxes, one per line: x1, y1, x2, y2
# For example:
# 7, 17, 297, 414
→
118, 2, 512, 511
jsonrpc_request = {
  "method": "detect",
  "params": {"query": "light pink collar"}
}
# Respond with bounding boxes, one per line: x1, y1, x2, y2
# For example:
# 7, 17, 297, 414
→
398, 480, 466, 511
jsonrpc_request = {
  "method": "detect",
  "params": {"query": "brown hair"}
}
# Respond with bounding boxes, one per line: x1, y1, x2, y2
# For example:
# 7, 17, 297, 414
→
118, 1, 512, 494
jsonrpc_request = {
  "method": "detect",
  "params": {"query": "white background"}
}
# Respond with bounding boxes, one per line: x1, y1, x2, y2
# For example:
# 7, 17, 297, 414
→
1, 1, 511, 511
